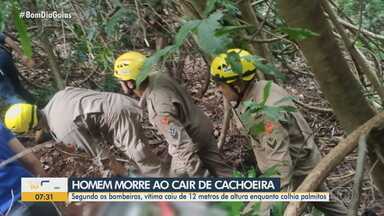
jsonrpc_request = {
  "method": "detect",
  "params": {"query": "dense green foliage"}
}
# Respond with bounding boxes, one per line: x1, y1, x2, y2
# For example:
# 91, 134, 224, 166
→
338, 0, 384, 33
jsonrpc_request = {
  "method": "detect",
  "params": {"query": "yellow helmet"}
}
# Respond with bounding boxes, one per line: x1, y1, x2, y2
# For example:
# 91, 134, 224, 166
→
114, 51, 146, 81
210, 48, 257, 84
4, 103, 38, 134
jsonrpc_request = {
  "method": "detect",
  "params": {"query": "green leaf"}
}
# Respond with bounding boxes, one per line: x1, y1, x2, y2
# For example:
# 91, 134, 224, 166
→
240, 110, 254, 128
251, 202, 262, 216
174, 20, 201, 47
204, 0, 239, 16
104, 7, 128, 36
259, 164, 280, 177
229, 202, 245, 216
135, 45, 176, 86
12, 3, 32, 58
196, 11, 231, 56
261, 81, 272, 106
249, 122, 265, 136
273, 96, 295, 105
278, 105, 297, 113
218, 202, 245, 216
262, 106, 285, 122
262, 105, 297, 122
215, 25, 256, 36
226, 50, 243, 75
243, 55, 285, 81
135, 19, 200, 86
247, 167, 257, 178
203, 0, 217, 16
311, 206, 325, 216
277, 27, 320, 41
257, 63, 285, 80
0, 9, 6, 32
243, 100, 265, 113
271, 202, 286, 216
243, 100, 257, 110
87, 26, 97, 41
232, 170, 243, 177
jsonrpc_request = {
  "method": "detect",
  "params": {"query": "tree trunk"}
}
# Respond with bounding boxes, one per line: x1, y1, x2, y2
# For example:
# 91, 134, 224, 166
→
277, 0, 384, 193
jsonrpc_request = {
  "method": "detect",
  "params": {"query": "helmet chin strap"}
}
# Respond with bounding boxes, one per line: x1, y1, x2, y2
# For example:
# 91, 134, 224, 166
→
28, 105, 35, 131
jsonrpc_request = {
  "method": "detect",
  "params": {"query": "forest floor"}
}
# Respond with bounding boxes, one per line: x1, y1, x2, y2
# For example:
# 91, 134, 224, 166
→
18, 52, 384, 215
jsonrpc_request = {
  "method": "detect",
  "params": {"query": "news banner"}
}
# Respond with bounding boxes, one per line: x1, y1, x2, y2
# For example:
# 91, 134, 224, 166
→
21, 177, 329, 202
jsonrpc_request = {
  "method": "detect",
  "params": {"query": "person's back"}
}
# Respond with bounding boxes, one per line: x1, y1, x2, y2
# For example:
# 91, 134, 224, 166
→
42, 87, 142, 146
42, 87, 110, 143
238, 80, 322, 184
144, 72, 214, 144
140, 72, 232, 177
41, 87, 164, 176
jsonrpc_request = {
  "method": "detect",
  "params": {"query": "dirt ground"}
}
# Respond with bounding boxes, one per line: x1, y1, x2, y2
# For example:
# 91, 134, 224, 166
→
17, 52, 384, 215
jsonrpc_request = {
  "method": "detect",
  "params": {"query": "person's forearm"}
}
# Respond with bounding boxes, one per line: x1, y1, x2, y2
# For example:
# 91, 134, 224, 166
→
22, 155, 46, 176
8, 138, 47, 176
17, 149, 47, 176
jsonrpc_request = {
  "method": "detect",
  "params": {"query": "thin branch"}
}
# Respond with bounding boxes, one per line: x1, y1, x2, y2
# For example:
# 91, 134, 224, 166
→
218, 98, 232, 150
293, 99, 333, 113
263, 29, 296, 45
247, 34, 288, 43
0, 142, 53, 169
348, 134, 368, 216
251, 0, 267, 6
368, 160, 380, 195
250, 0, 272, 40
351, 0, 364, 45
54, 146, 89, 159
366, 49, 384, 83
134, 0, 150, 47
322, 0, 384, 105
373, 141, 384, 165
338, 19, 384, 41
39, 27, 65, 90
329, 0, 384, 43
284, 112, 384, 215
327, 171, 355, 181
74, 69, 101, 86
277, 55, 313, 77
